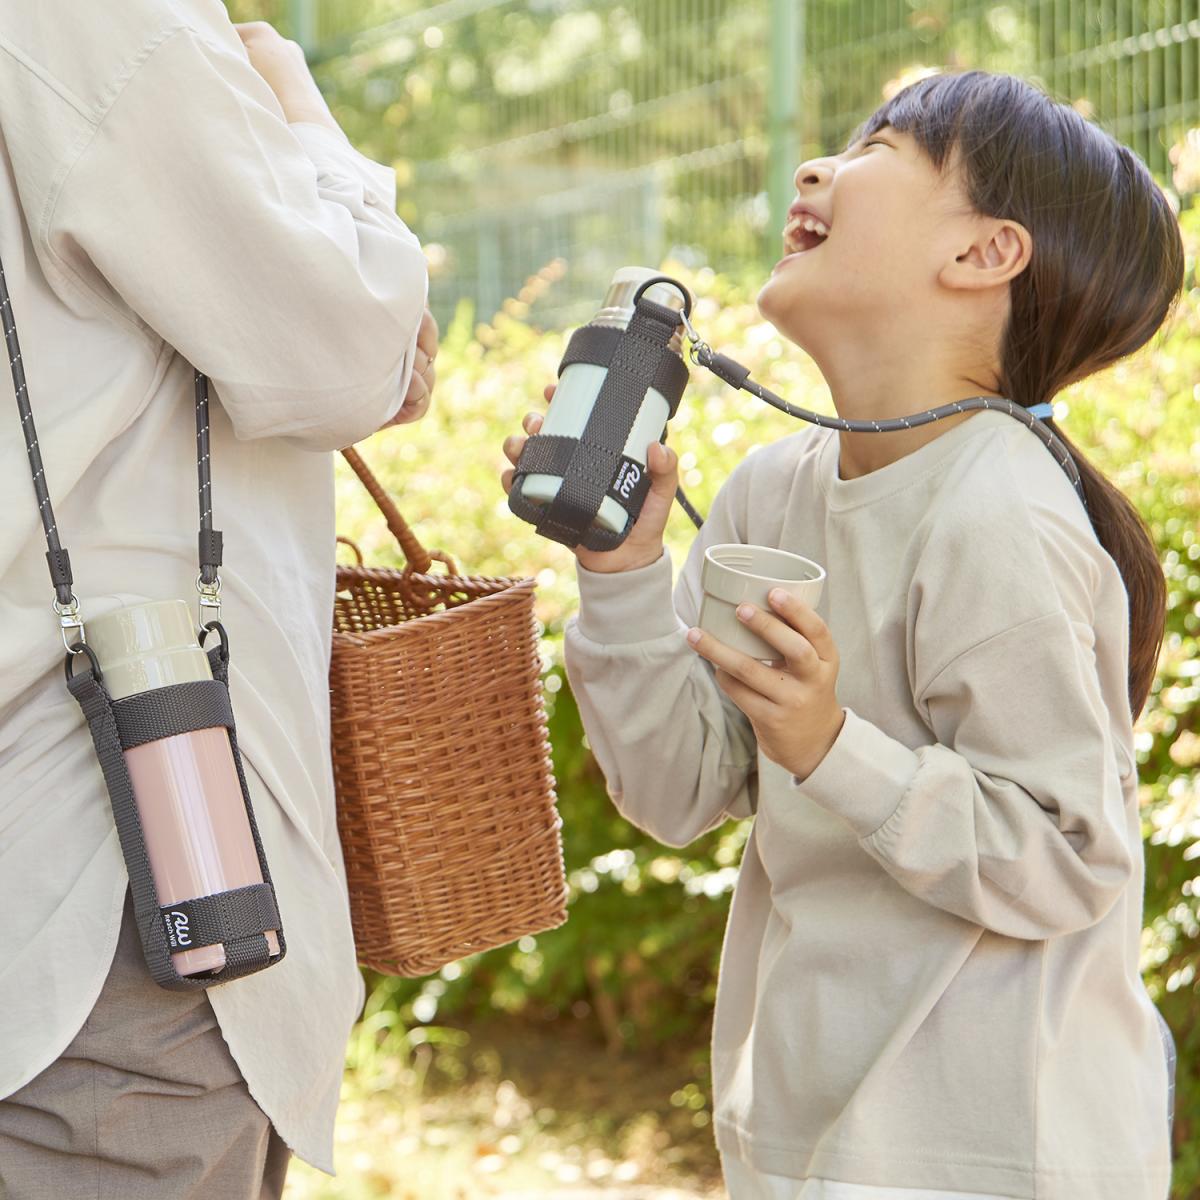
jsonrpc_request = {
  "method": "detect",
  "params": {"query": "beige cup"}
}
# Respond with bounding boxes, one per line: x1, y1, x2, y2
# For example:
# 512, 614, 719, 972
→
86, 600, 280, 976
698, 544, 826, 663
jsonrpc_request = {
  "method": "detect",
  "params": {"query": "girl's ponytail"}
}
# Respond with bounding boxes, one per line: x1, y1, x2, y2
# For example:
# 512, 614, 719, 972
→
1038, 427, 1167, 719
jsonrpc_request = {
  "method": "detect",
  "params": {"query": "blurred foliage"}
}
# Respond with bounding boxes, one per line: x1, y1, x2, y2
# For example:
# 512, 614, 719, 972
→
225, 0, 1200, 331
335, 199, 1200, 1192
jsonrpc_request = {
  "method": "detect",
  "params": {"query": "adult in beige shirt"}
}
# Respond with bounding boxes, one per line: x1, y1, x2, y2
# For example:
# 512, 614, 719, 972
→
0, 3, 432, 1195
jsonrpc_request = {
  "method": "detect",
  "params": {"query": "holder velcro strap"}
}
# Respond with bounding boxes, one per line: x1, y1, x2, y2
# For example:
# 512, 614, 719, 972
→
513, 433, 576, 478
111, 679, 234, 751
160, 883, 279, 953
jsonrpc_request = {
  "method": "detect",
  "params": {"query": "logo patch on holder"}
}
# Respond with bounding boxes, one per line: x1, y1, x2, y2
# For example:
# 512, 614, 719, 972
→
162, 902, 199, 950
607, 456, 652, 510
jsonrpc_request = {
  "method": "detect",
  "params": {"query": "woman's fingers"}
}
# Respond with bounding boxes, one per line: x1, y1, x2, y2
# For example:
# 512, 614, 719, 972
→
416, 308, 439, 363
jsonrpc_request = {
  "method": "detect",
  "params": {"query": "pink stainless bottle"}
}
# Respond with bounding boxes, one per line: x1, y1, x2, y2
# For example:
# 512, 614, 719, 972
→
86, 599, 281, 976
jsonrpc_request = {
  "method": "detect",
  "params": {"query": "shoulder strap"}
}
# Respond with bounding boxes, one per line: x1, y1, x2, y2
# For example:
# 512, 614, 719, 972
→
0, 254, 223, 642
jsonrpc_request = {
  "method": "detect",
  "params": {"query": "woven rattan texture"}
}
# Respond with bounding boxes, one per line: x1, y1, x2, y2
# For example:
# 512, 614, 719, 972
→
331, 553, 567, 976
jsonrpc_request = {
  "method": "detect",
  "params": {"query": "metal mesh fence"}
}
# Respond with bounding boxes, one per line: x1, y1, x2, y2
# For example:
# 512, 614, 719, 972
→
233, 0, 1200, 329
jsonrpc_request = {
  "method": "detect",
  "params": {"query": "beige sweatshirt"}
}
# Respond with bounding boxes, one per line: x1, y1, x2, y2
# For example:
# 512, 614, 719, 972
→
563, 408, 1171, 1199
0, 0, 426, 1172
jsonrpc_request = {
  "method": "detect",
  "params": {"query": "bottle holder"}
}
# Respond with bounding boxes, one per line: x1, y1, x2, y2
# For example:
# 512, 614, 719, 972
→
507, 291, 690, 551
65, 628, 285, 991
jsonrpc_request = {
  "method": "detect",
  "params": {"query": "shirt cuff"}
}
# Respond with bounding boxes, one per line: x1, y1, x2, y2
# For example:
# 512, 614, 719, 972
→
789, 706, 921, 838
575, 551, 683, 645
288, 122, 399, 212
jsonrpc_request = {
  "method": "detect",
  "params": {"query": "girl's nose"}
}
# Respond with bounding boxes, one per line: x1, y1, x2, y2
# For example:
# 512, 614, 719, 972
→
793, 158, 835, 190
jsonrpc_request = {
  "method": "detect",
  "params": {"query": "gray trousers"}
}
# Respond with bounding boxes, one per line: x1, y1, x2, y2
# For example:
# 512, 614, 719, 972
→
0, 891, 290, 1200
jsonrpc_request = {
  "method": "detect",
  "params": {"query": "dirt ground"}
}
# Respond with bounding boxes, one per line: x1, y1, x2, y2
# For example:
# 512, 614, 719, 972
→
283, 1014, 729, 1200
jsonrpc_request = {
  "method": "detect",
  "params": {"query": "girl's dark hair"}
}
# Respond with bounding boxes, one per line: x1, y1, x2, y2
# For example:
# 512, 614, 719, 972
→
855, 70, 1186, 720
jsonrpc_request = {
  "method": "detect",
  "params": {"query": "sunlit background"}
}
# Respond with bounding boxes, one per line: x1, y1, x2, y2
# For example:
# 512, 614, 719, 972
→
222, 3, 1199, 1197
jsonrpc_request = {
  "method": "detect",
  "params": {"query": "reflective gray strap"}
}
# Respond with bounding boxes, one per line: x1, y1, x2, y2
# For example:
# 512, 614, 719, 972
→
112, 679, 233, 750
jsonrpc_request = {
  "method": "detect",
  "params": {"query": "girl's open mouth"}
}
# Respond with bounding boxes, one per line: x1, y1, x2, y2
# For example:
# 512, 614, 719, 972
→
782, 214, 830, 255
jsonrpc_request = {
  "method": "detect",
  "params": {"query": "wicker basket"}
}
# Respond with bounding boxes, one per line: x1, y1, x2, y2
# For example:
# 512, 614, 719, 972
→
330, 447, 568, 976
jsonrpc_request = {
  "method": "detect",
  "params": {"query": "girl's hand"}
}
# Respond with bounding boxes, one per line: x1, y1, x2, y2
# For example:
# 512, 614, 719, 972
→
234, 22, 344, 135
685, 590, 846, 781
501, 384, 679, 574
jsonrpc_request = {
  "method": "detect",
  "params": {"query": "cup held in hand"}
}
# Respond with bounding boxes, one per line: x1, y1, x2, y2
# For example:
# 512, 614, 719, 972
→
699, 544, 826, 662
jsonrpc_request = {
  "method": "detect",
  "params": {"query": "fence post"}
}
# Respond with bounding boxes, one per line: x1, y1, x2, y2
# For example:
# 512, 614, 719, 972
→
290, 0, 318, 58
767, 0, 804, 267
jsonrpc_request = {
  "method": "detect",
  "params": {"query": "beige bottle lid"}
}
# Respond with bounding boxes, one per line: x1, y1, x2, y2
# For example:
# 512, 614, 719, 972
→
85, 600, 213, 702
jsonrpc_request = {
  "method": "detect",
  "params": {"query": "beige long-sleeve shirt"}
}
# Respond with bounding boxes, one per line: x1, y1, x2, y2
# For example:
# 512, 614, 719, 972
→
0, 0, 427, 1173
564, 409, 1171, 1199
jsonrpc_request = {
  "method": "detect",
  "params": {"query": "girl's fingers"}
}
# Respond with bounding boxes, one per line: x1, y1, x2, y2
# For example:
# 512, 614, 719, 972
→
503, 434, 527, 465
712, 668, 773, 725
501, 467, 514, 495
686, 627, 793, 704
523, 411, 544, 434
734, 603, 820, 675
543, 384, 557, 403
768, 591, 837, 663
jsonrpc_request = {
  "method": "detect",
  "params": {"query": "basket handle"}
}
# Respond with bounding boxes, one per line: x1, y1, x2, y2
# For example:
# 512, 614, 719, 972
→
339, 446, 458, 576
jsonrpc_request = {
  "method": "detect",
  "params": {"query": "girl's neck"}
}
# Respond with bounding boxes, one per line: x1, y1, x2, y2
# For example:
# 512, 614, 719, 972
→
817, 343, 1002, 481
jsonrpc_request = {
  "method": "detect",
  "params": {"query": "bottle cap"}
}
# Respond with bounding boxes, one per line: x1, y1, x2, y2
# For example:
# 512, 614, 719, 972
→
601, 266, 691, 316
86, 599, 213, 701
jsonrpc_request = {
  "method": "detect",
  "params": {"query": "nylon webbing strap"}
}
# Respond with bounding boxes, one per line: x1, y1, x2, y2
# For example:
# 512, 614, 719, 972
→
558, 324, 690, 417
206, 641, 289, 971
510, 435, 576, 479
511, 296, 684, 552
112, 679, 234, 750
160, 883, 278, 954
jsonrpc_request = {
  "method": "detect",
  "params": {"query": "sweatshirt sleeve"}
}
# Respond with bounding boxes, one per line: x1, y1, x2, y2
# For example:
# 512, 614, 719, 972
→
46, 25, 428, 452
788, 608, 1134, 939
562, 462, 760, 848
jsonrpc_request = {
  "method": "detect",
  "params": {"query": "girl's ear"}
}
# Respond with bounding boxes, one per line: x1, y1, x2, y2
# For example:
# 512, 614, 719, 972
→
939, 218, 1033, 291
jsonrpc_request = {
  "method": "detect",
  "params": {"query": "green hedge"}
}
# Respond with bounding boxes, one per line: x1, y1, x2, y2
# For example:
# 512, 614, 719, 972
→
337, 200, 1200, 1192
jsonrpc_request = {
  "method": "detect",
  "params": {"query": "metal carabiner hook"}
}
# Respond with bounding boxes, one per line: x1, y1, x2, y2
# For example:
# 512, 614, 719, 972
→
53, 594, 86, 653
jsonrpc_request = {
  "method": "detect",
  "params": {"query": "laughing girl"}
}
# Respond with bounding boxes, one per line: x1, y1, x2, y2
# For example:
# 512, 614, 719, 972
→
503, 70, 1183, 1200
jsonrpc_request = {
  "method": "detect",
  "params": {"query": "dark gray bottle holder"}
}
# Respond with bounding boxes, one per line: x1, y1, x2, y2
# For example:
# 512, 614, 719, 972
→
2, 251, 285, 992
507, 289, 690, 551
65, 630, 286, 990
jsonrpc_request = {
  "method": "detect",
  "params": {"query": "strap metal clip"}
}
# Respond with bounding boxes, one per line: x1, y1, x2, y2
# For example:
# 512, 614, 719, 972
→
196, 573, 222, 630
679, 307, 712, 366
54, 594, 86, 653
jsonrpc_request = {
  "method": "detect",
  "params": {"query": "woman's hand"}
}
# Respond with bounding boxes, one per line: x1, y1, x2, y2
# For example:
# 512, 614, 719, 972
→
379, 308, 439, 429
685, 591, 846, 781
234, 22, 343, 135
501, 384, 679, 574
